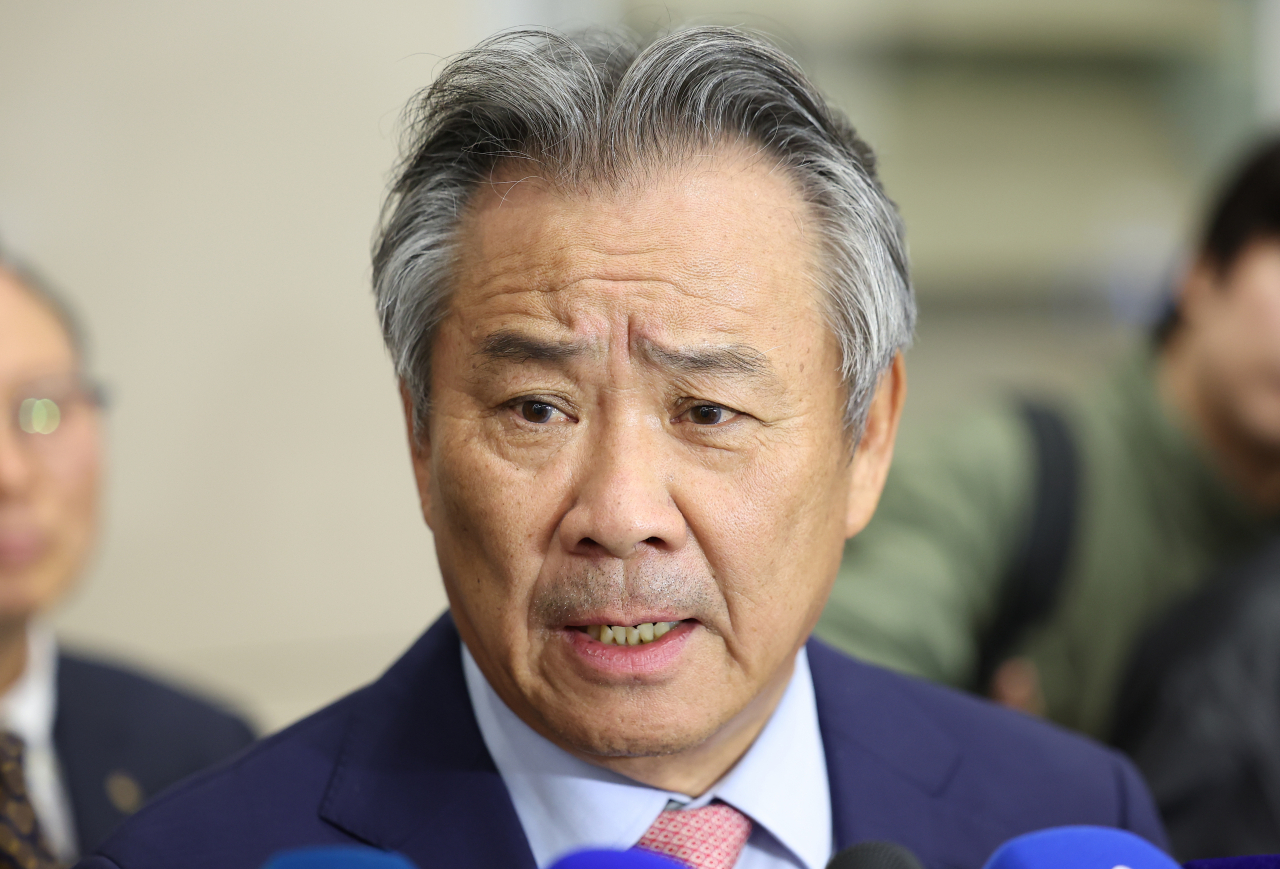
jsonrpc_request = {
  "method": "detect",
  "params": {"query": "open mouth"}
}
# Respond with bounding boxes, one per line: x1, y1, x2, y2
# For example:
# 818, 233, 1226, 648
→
573, 621, 686, 647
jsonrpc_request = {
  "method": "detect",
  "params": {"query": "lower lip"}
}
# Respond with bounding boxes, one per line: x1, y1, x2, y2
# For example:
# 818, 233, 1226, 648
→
561, 621, 697, 678
0, 535, 46, 570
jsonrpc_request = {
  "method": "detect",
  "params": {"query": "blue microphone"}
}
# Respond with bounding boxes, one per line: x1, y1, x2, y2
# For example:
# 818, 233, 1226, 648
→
260, 846, 419, 869
548, 849, 685, 869
1185, 857, 1280, 869
982, 827, 1178, 869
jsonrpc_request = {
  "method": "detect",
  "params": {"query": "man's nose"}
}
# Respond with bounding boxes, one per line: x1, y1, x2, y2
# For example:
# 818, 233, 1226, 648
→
557, 420, 688, 559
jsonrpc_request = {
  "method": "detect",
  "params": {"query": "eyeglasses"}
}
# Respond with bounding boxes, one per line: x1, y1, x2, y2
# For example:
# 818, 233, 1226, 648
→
3, 375, 106, 461
18, 397, 64, 435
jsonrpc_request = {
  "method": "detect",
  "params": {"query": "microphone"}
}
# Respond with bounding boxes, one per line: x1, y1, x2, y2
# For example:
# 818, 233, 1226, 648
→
981, 826, 1178, 869
1184, 858, 1280, 869
260, 846, 419, 869
826, 842, 925, 869
548, 850, 684, 869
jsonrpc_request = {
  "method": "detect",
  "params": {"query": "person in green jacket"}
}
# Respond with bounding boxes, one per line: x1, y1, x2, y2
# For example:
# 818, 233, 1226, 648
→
817, 137, 1280, 742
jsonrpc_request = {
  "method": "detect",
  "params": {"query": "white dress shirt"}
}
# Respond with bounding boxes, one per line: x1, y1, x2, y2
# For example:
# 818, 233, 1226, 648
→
463, 643, 833, 869
0, 625, 78, 862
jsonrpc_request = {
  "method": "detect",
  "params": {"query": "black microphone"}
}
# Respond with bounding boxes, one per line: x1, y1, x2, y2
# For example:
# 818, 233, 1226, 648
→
827, 841, 925, 869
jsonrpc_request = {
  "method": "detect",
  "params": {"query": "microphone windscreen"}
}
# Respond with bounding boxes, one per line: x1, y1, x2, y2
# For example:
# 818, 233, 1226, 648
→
981, 826, 1177, 869
827, 841, 925, 869
548, 849, 685, 869
261, 846, 419, 869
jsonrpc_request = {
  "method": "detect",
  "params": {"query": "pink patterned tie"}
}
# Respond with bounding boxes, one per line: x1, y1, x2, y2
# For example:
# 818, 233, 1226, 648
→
634, 802, 753, 869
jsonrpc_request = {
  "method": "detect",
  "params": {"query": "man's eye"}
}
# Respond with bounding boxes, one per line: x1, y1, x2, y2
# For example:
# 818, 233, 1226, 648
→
17, 398, 62, 435
686, 405, 730, 426
518, 400, 558, 424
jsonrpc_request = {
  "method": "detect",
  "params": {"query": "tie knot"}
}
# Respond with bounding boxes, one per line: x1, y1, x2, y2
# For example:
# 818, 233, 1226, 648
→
635, 802, 753, 869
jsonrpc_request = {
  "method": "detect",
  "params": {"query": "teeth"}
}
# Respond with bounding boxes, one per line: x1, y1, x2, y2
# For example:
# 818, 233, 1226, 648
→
585, 621, 680, 646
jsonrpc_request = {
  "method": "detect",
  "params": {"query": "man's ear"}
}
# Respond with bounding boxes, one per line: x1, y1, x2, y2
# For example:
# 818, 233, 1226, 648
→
845, 352, 907, 538
400, 382, 433, 528
1177, 257, 1221, 328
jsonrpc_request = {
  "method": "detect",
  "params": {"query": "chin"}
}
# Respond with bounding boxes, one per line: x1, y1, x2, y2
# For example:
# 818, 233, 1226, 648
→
0, 603, 37, 634
573, 732, 708, 760
549, 708, 722, 760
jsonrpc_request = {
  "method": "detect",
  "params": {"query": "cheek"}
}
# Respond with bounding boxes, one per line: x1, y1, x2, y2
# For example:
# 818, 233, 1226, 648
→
684, 434, 847, 641
429, 418, 564, 615
1207, 293, 1280, 400
47, 437, 102, 542
1251, 292, 1280, 367
1218, 269, 1280, 368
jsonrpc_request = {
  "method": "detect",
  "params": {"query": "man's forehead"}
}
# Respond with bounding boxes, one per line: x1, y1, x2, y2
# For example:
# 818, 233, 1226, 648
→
453, 152, 821, 303
0, 270, 77, 379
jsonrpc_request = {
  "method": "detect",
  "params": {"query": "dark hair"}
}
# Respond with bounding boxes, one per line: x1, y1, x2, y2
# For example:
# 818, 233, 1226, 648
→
1202, 136, 1280, 274
1154, 135, 1280, 345
0, 240, 88, 362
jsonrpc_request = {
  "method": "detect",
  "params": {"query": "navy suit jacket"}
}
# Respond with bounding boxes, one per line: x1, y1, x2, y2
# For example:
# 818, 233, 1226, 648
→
76, 614, 1166, 869
55, 653, 257, 855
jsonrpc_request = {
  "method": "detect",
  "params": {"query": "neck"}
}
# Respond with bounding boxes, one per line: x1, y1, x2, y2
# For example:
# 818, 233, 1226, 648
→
0, 621, 28, 697
576, 654, 796, 797
1158, 342, 1280, 512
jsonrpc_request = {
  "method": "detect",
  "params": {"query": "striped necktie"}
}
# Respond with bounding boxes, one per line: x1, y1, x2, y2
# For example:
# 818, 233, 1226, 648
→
0, 733, 59, 869
635, 802, 753, 869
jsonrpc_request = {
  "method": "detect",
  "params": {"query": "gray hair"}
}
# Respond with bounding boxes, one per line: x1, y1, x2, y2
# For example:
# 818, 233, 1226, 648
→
373, 26, 914, 436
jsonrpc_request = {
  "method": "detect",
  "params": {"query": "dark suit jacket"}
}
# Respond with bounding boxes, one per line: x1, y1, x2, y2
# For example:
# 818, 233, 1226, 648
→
55, 652, 257, 855
75, 614, 1166, 869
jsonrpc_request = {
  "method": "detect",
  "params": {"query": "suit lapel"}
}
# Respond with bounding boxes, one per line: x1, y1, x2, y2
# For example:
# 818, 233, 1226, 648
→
319, 614, 536, 869
808, 638, 961, 864
53, 655, 122, 854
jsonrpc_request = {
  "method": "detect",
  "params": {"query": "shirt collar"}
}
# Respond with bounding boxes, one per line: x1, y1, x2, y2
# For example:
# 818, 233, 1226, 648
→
463, 642, 831, 869
0, 624, 58, 749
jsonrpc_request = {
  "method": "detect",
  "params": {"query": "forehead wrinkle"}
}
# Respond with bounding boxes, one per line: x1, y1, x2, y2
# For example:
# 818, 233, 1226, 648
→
458, 246, 699, 317
461, 167, 807, 306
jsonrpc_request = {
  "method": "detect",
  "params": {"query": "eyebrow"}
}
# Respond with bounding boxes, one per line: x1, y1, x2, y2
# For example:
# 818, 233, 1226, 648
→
636, 338, 775, 380
478, 332, 590, 364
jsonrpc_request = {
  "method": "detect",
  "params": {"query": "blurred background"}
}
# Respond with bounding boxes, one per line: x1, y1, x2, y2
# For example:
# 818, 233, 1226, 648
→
0, 0, 1276, 732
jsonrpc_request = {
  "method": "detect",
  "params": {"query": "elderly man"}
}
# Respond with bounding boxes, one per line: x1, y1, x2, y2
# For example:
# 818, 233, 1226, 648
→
0, 253, 255, 865
76, 27, 1166, 869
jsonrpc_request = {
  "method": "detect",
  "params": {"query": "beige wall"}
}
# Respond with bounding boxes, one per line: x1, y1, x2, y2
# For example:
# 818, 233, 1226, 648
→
1262, 0, 1280, 124
0, 1, 614, 731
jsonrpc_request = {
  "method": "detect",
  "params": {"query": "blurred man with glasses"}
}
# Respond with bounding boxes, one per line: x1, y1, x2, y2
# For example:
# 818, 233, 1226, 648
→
0, 253, 255, 867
